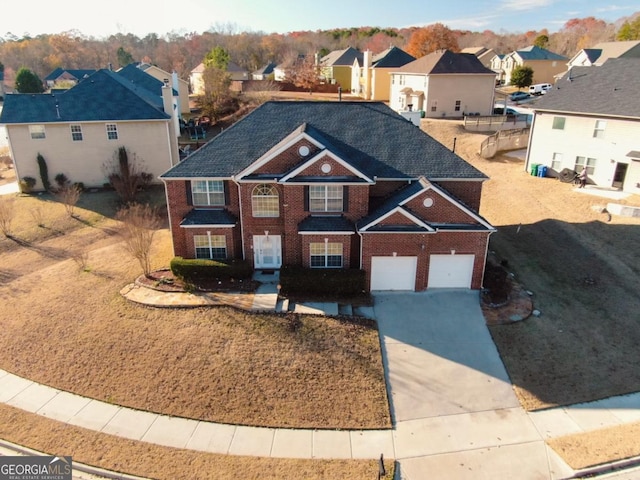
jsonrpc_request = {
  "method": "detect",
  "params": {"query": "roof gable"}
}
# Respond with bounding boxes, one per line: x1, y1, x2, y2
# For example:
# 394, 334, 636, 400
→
160, 101, 487, 181
44, 68, 96, 82
321, 47, 363, 66
280, 149, 373, 184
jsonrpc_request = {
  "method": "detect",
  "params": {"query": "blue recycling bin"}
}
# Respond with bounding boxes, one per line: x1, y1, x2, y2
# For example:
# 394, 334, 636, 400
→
537, 165, 547, 177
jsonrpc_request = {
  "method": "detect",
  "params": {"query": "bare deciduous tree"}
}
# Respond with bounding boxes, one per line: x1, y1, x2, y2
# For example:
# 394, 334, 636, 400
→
55, 184, 82, 217
116, 203, 161, 277
104, 147, 149, 204
0, 196, 15, 237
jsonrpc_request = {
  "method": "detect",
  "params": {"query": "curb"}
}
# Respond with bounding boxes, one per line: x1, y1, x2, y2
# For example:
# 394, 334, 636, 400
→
563, 456, 640, 479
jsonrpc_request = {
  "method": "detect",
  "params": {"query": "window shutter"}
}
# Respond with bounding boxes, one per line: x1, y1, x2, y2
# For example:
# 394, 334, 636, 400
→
342, 186, 349, 212
224, 180, 230, 205
304, 186, 309, 211
185, 181, 192, 206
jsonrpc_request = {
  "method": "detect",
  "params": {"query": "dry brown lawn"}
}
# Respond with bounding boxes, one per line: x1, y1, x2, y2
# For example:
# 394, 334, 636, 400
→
422, 119, 640, 411
0, 404, 395, 480
0, 188, 390, 476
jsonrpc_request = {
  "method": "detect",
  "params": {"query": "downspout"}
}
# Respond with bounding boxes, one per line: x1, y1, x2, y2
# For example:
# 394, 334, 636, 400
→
232, 176, 246, 260
357, 229, 364, 270
524, 111, 537, 174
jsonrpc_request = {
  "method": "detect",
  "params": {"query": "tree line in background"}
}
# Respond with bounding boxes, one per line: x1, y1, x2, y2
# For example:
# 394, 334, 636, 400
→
0, 13, 638, 88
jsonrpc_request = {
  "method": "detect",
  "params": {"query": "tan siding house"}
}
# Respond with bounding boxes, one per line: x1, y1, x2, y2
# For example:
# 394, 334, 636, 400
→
0, 69, 179, 191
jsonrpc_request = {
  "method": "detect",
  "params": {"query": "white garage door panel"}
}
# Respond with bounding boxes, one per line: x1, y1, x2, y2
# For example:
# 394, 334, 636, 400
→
371, 256, 417, 291
428, 254, 475, 289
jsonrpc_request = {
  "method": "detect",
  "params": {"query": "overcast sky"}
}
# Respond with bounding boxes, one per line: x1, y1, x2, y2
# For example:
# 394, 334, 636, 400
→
2, 0, 636, 38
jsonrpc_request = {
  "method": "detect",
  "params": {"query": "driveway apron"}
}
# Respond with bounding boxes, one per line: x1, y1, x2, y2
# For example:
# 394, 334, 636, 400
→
372, 291, 569, 479
373, 290, 519, 423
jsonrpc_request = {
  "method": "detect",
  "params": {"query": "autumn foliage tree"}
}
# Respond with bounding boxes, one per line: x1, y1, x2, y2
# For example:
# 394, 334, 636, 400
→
406, 23, 460, 58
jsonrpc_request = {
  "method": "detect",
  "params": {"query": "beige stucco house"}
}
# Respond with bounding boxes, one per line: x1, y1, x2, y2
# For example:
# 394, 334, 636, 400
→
499, 46, 567, 85
0, 69, 180, 191
353, 47, 415, 101
389, 50, 496, 118
526, 59, 640, 194
190, 62, 249, 95
461, 47, 499, 69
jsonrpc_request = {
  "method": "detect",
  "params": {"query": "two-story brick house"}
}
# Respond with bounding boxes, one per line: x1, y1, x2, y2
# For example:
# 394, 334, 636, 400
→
161, 101, 495, 291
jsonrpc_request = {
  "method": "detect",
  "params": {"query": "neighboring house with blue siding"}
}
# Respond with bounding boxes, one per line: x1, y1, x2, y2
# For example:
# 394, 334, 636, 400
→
0, 69, 180, 190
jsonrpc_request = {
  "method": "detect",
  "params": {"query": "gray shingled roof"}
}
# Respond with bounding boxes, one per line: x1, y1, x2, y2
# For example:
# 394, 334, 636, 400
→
180, 209, 237, 226
0, 69, 170, 124
321, 47, 363, 66
397, 50, 495, 75
44, 68, 96, 82
161, 101, 487, 181
534, 59, 640, 118
298, 215, 355, 232
372, 47, 415, 68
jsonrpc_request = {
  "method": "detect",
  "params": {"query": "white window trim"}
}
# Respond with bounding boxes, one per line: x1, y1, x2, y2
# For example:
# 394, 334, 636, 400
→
106, 123, 118, 140
309, 185, 343, 212
29, 125, 46, 139
310, 241, 343, 268
252, 184, 279, 218
192, 180, 225, 206
70, 124, 83, 141
194, 233, 227, 260
593, 120, 606, 139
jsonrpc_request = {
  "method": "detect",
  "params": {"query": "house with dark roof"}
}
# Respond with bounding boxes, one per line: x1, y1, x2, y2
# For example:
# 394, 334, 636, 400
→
319, 47, 363, 91
252, 62, 277, 81
132, 63, 190, 115
352, 46, 415, 101
0, 69, 180, 190
190, 61, 249, 95
0, 69, 5, 99
44, 68, 96, 89
525, 59, 640, 194
160, 101, 495, 291
460, 47, 499, 69
499, 46, 567, 85
389, 50, 496, 118
567, 41, 640, 68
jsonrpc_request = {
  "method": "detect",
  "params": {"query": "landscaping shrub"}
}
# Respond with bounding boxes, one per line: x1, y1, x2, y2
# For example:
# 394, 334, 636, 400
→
279, 265, 366, 296
19, 176, 36, 193
37, 153, 51, 191
482, 261, 511, 305
170, 257, 253, 283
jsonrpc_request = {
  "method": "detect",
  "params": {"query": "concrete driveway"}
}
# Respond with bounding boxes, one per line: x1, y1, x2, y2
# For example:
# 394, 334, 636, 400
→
373, 291, 572, 479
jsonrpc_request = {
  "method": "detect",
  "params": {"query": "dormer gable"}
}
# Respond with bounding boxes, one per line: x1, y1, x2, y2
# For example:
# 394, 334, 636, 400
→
280, 148, 373, 184
236, 124, 325, 181
359, 177, 493, 232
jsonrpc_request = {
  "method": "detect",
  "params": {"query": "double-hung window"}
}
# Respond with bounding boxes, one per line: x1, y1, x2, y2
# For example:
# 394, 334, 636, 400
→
551, 152, 563, 171
593, 120, 606, 139
252, 184, 279, 217
310, 242, 343, 268
194, 234, 226, 260
29, 125, 46, 139
106, 123, 118, 140
309, 185, 343, 212
70, 124, 83, 141
192, 180, 225, 206
552, 116, 566, 130
575, 156, 597, 175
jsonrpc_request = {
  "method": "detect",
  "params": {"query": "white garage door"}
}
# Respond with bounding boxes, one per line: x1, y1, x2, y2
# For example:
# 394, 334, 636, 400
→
428, 254, 475, 289
370, 256, 417, 291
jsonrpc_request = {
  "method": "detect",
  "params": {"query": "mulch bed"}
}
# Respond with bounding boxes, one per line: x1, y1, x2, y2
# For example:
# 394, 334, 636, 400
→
482, 281, 534, 326
135, 269, 259, 293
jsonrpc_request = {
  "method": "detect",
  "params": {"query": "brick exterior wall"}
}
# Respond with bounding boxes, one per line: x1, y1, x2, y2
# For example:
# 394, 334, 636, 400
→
404, 190, 478, 224
300, 234, 354, 268
295, 155, 358, 177
165, 145, 491, 290
361, 230, 490, 290
434, 180, 484, 211
253, 139, 320, 175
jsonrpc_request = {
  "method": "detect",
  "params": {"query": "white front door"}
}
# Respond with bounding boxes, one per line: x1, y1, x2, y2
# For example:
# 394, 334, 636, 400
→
253, 235, 282, 269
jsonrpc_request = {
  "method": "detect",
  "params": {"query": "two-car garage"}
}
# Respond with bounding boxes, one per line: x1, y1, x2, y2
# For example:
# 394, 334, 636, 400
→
370, 254, 475, 291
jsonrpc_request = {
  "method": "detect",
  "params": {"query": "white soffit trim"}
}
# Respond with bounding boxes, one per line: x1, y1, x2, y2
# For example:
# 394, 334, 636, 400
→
360, 206, 434, 232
